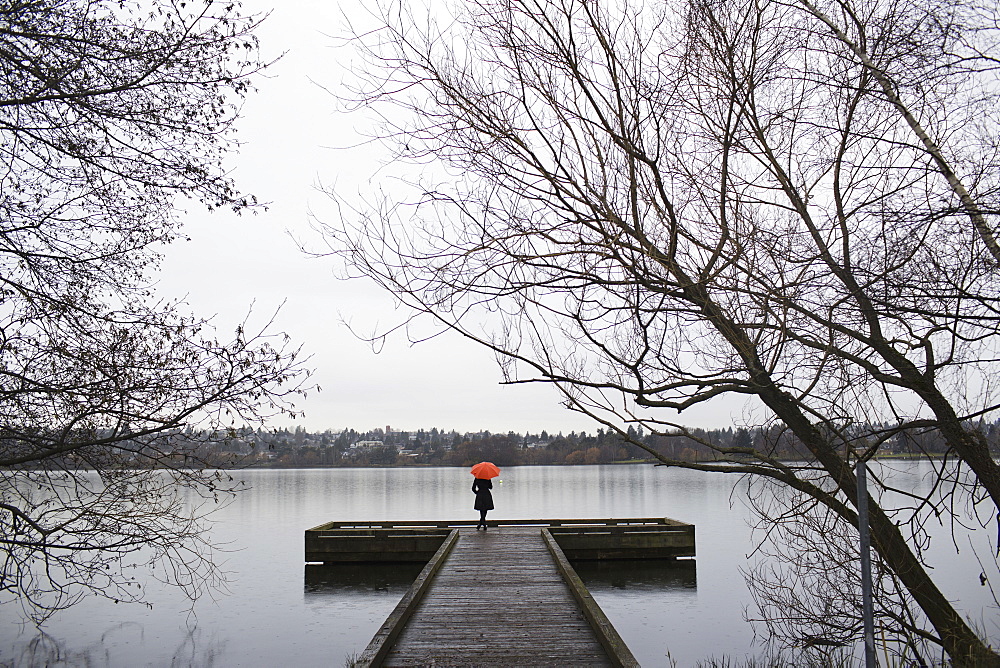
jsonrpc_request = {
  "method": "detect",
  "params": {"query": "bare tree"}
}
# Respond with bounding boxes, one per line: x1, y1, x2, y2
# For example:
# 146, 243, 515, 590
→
323, 0, 1000, 661
0, 0, 308, 623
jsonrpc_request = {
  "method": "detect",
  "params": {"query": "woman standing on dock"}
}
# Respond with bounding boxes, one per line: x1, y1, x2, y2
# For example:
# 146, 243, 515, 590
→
470, 462, 499, 530
472, 477, 493, 530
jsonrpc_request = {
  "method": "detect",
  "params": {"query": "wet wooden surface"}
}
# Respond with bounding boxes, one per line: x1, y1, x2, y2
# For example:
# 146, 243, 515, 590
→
381, 526, 614, 667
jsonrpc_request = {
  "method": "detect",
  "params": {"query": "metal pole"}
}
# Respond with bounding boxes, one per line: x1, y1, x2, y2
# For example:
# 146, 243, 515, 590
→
857, 459, 876, 667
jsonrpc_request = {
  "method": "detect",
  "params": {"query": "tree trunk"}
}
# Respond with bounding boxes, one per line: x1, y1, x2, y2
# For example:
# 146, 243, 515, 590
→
766, 386, 1000, 666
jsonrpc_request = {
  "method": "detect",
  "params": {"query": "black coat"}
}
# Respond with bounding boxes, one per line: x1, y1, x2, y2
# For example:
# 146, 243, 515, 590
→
472, 478, 494, 511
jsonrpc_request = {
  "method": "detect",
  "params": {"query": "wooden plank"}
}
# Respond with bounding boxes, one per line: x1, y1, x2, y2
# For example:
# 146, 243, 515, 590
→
542, 529, 640, 668
356, 529, 460, 666
306, 517, 689, 531
305, 528, 454, 563
550, 526, 696, 561
377, 527, 618, 667
546, 525, 695, 535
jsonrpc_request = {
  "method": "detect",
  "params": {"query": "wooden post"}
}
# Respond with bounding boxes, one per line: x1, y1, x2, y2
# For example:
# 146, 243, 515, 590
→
857, 459, 876, 668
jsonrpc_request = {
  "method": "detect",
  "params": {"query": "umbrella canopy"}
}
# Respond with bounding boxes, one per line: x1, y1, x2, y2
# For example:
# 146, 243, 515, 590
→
470, 461, 500, 479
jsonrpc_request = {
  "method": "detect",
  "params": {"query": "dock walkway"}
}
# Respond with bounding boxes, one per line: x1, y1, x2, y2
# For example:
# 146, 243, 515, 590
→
379, 526, 614, 667
305, 518, 695, 667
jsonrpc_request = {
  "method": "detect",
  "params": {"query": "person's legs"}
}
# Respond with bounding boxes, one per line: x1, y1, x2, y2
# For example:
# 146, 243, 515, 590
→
478, 509, 488, 530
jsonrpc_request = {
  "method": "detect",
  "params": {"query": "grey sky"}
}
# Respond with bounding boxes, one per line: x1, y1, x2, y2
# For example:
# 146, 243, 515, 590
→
156, 0, 745, 435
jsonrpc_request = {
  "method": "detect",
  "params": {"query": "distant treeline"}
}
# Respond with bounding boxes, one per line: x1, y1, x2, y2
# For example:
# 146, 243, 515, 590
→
11, 422, 1000, 471
197, 420, 1000, 468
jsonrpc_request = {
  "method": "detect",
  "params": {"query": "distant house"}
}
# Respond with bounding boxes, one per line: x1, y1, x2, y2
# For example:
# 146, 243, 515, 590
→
352, 440, 387, 450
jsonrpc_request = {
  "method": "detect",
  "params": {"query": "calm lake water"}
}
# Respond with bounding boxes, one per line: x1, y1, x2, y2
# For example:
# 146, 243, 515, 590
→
1, 463, 997, 667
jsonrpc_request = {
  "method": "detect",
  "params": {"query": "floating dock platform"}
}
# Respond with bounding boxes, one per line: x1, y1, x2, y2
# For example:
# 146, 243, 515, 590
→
304, 518, 695, 667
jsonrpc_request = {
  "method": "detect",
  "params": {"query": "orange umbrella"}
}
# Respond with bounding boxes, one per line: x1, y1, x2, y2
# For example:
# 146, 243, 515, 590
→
470, 461, 500, 479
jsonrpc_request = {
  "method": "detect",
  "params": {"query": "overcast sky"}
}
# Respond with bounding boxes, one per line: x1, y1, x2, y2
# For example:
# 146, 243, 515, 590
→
156, 0, 747, 435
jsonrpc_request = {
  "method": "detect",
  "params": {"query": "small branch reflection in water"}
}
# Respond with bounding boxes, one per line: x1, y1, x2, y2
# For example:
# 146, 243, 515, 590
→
12, 623, 226, 668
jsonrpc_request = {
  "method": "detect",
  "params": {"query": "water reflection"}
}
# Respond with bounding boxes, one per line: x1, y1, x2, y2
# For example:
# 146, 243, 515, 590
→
572, 558, 702, 664
303, 563, 424, 596
574, 558, 697, 592
7, 463, 989, 668
7, 624, 227, 668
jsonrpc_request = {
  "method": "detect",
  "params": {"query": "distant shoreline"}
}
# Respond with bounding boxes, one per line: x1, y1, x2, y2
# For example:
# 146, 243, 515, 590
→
240, 458, 654, 469
237, 453, 950, 470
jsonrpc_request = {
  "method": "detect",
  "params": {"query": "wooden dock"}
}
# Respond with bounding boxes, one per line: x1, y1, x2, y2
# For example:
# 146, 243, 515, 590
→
361, 526, 632, 666
305, 517, 695, 563
305, 519, 694, 667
